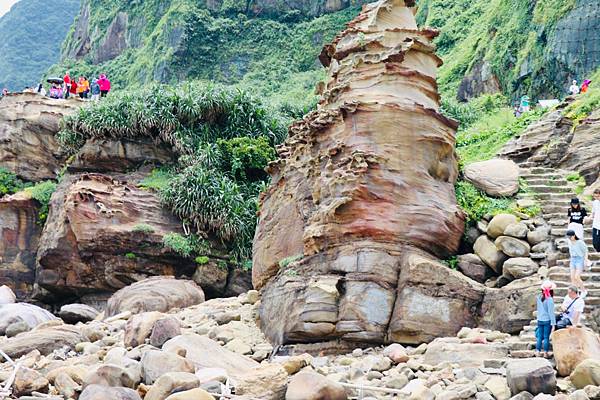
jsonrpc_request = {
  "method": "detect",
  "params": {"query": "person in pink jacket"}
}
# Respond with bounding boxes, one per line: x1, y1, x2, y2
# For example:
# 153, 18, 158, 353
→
97, 74, 111, 97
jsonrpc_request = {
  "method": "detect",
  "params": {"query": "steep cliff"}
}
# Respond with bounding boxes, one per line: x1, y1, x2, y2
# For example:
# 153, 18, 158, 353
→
53, 0, 370, 109
252, 0, 481, 346
0, 0, 80, 91
417, 0, 600, 100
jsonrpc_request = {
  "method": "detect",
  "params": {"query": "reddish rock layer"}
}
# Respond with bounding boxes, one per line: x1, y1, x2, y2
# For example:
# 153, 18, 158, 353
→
253, 0, 466, 345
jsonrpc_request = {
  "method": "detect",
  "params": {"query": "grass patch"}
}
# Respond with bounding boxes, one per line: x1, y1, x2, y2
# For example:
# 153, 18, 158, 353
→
567, 172, 586, 196
564, 69, 600, 126
125, 252, 136, 260
139, 169, 175, 192
24, 181, 57, 225
132, 223, 155, 233
278, 254, 304, 269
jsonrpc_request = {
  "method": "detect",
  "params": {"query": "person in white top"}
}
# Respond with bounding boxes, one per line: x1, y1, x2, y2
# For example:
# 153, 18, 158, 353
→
561, 286, 585, 327
570, 80, 580, 95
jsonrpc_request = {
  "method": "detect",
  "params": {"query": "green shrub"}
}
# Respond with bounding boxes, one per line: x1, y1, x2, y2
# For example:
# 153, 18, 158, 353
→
162, 232, 195, 257
125, 252, 136, 260
217, 137, 277, 181
455, 180, 514, 223
0, 168, 26, 196
132, 224, 155, 233
444, 256, 459, 270
139, 169, 175, 192
24, 181, 57, 225
278, 254, 303, 269
195, 255, 210, 265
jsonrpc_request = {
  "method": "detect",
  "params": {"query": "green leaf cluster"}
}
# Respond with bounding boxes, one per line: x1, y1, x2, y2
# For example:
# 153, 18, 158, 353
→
0, 168, 26, 196
24, 181, 57, 225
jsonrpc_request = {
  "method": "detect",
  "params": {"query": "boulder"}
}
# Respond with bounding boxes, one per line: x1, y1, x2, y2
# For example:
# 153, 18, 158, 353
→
105, 276, 204, 317
0, 194, 41, 299
487, 214, 519, 239
0, 324, 85, 359
503, 258, 539, 279
165, 388, 214, 400
123, 311, 165, 348
36, 174, 198, 300
504, 223, 529, 239
79, 384, 142, 400
485, 376, 511, 400
474, 236, 508, 273
59, 303, 100, 324
479, 277, 539, 334
14, 367, 50, 396
457, 254, 496, 283
495, 236, 531, 258
423, 340, 509, 368
527, 228, 550, 246
286, 371, 348, 400
0, 303, 57, 335
506, 358, 556, 395
149, 316, 181, 348
84, 364, 137, 388
235, 363, 289, 400
464, 159, 520, 197
552, 328, 600, 376
383, 343, 409, 364
163, 334, 258, 380
144, 372, 200, 400
141, 350, 195, 385
252, 0, 465, 346
571, 359, 600, 389
0, 93, 80, 181
0, 285, 16, 304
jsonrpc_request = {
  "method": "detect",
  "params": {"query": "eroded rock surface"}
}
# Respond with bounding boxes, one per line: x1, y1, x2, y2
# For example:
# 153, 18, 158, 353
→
36, 173, 196, 300
253, 0, 466, 346
0, 93, 80, 181
0, 192, 41, 299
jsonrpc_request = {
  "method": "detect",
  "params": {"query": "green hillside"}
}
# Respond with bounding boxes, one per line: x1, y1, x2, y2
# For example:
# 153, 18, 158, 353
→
50, 0, 368, 112
0, 0, 80, 91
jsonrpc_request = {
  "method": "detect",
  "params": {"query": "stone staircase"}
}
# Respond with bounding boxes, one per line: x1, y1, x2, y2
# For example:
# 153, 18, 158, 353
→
508, 165, 600, 355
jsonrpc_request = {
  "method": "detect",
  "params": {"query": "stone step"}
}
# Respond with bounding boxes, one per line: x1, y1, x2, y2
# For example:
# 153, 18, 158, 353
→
507, 341, 533, 351
550, 265, 600, 274
548, 271, 600, 283
528, 185, 574, 194
535, 194, 578, 202
526, 179, 569, 186
555, 251, 600, 259
521, 173, 570, 180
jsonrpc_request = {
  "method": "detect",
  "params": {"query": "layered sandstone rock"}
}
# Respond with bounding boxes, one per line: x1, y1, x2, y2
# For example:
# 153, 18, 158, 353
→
0, 93, 80, 181
0, 192, 41, 299
35, 173, 196, 300
253, 0, 467, 345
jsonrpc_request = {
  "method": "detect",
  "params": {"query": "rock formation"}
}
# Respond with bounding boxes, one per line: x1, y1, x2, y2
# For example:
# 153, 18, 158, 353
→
35, 173, 196, 301
253, 0, 468, 345
0, 192, 41, 299
0, 93, 80, 181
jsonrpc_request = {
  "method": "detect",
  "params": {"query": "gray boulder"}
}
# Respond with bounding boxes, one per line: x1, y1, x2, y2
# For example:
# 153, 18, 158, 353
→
506, 358, 556, 396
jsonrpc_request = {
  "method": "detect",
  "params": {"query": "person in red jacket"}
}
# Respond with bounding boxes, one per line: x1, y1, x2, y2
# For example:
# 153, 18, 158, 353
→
63, 71, 71, 99
69, 79, 78, 96
97, 74, 111, 97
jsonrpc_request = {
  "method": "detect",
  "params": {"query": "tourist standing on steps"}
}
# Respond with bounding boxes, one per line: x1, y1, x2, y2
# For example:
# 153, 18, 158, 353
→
591, 189, 600, 252
536, 280, 556, 358
558, 285, 585, 328
581, 79, 591, 94
569, 80, 580, 96
568, 197, 591, 268
98, 74, 111, 97
90, 79, 101, 101
566, 230, 588, 298
520, 95, 530, 113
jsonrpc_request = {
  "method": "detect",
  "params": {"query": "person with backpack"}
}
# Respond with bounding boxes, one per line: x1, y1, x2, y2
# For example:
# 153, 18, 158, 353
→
591, 189, 600, 252
556, 285, 585, 329
536, 280, 556, 357
567, 229, 588, 298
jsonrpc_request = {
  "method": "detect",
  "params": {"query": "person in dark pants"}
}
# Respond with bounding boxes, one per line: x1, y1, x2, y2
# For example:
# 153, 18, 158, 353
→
536, 281, 556, 358
592, 189, 600, 252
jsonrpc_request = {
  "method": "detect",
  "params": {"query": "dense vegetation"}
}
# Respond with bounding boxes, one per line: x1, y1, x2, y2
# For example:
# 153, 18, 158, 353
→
0, 167, 57, 224
59, 83, 287, 262
51, 1, 363, 112
416, 0, 586, 100
0, 0, 79, 91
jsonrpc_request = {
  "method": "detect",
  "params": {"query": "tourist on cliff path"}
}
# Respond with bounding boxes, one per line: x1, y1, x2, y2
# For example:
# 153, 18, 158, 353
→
63, 71, 71, 99
520, 95, 530, 113
49, 83, 62, 99
36, 83, 46, 96
568, 197, 590, 269
566, 229, 588, 298
591, 189, 600, 252
581, 79, 591, 94
90, 79, 101, 101
569, 80, 580, 95
77, 76, 90, 99
98, 74, 111, 97
557, 285, 585, 328
535, 280, 556, 357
